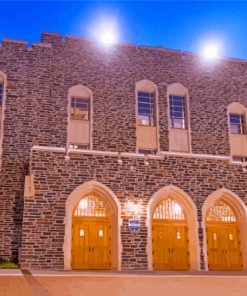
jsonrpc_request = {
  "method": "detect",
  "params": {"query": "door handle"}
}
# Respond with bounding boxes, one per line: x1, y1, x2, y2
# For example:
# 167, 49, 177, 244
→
92, 247, 94, 252
89, 246, 91, 252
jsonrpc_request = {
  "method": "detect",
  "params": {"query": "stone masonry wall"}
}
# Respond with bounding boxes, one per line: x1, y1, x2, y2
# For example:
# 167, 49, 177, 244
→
20, 149, 247, 270
1, 32, 247, 263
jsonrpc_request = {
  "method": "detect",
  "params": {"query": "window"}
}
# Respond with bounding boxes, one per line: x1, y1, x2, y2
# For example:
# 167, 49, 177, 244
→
0, 83, 3, 106
68, 84, 92, 150
169, 95, 186, 129
138, 149, 157, 155
232, 156, 247, 163
229, 113, 245, 134
206, 200, 236, 222
138, 92, 155, 126
71, 97, 90, 120
70, 143, 89, 150
153, 198, 185, 220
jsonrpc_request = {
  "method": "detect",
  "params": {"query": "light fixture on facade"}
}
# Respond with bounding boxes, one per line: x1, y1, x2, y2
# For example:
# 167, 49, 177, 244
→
126, 201, 141, 217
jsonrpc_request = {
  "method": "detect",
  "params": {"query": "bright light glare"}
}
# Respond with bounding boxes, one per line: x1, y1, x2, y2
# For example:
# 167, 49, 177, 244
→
126, 201, 141, 215
99, 30, 116, 46
89, 17, 119, 47
202, 44, 220, 60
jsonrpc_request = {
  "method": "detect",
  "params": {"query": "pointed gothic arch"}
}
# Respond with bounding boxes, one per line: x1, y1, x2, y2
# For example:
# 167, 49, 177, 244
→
202, 188, 247, 270
64, 181, 122, 270
146, 185, 199, 270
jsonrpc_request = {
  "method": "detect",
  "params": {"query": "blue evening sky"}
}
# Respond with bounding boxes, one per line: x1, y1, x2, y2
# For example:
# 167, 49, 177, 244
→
1, 1, 247, 59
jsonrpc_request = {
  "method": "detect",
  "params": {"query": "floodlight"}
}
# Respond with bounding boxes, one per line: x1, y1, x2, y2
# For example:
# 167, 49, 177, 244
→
202, 44, 220, 60
99, 30, 116, 46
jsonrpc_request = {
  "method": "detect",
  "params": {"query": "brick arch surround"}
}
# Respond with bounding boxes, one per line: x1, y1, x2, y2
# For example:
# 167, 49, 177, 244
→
202, 188, 247, 271
63, 180, 122, 270
146, 185, 200, 270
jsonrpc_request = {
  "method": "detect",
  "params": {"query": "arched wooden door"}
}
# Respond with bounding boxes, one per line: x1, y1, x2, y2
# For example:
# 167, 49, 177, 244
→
152, 198, 190, 270
206, 200, 242, 271
72, 193, 112, 269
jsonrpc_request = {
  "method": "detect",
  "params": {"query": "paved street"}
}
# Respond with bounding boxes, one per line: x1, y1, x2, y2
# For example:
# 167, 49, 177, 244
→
1, 271, 247, 296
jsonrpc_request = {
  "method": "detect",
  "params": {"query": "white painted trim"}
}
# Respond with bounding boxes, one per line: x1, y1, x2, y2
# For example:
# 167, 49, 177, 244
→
160, 151, 230, 160
146, 185, 200, 271
64, 180, 122, 271
31, 146, 66, 152
31, 145, 232, 162
68, 149, 118, 157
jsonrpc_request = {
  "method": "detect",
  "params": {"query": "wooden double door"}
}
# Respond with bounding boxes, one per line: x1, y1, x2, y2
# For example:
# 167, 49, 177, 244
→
206, 223, 242, 270
72, 217, 111, 269
152, 221, 190, 270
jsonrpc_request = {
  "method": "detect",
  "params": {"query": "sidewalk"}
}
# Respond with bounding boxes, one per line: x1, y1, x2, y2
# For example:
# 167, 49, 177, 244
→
0, 269, 247, 296
1, 269, 247, 276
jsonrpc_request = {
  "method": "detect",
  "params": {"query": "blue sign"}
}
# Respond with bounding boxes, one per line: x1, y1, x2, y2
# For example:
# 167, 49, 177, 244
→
128, 219, 140, 232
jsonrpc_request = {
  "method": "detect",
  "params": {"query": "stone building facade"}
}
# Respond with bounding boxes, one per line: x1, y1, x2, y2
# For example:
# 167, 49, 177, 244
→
1, 32, 247, 271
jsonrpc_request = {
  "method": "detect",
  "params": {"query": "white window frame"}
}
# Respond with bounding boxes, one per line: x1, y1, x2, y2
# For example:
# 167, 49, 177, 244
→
169, 95, 186, 129
229, 113, 245, 134
137, 91, 156, 126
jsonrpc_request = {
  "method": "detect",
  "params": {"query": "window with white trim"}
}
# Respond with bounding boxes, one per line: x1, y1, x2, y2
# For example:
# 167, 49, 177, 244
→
228, 102, 247, 161
70, 97, 90, 121
138, 92, 156, 126
68, 85, 92, 150
169, 95, 186, 129
229, 113, 245, 134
